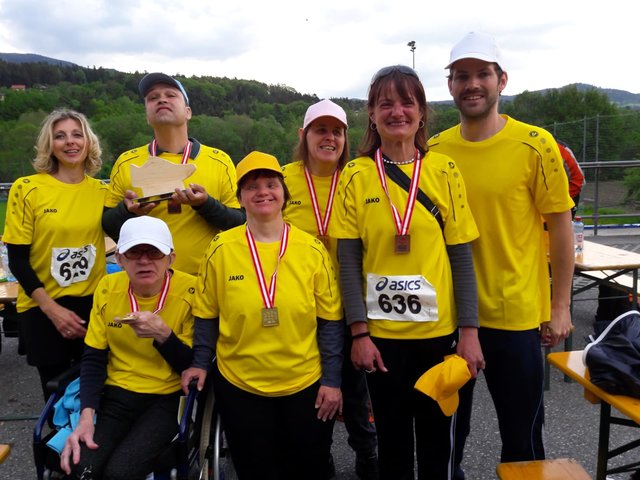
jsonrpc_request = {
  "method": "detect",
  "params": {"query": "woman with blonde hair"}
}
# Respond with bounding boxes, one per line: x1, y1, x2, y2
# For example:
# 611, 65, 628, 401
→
3, 108, 108, 400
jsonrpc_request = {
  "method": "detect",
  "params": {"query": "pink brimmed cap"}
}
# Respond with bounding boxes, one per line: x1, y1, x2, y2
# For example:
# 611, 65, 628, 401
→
303, 99, 348, 130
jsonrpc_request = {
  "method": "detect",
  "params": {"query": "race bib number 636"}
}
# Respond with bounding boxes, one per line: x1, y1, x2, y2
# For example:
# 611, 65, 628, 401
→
51, 244, 97, 287
366, 273, 438, 322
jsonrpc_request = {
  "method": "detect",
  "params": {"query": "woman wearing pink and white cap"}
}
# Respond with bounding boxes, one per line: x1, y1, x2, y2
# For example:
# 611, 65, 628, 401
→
283, 99, 379, 479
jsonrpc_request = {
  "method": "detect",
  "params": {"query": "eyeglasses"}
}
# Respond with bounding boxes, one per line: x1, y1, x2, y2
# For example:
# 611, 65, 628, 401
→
370, 65, 419, 85
122, 247, 167, 260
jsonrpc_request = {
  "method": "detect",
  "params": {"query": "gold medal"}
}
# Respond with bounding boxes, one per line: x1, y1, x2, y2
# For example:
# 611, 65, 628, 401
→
262, 307, 279, 327
394, 234, 411, 254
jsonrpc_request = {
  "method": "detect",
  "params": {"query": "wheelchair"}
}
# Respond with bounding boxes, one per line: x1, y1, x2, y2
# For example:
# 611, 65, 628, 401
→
196, 377, 236, 480
33, 365, 236, 480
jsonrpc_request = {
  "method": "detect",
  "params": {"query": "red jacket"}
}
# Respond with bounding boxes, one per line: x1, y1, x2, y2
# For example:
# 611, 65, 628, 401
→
558, 142, 585, 198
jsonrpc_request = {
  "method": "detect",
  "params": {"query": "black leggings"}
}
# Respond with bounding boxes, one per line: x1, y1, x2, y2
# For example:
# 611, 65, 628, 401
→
19, 295, 92, 401
212, 363, 334, 480
70, 386, 181, 480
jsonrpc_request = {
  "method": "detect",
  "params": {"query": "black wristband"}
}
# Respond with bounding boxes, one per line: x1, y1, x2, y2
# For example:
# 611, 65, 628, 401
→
351, 331, 370, 340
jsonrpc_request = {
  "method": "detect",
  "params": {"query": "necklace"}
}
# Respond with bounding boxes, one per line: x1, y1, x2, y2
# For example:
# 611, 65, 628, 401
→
381, 154, 415, 165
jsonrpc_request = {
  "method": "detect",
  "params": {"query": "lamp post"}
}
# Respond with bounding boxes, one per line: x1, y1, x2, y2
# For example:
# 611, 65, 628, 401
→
407, 41, 416, 69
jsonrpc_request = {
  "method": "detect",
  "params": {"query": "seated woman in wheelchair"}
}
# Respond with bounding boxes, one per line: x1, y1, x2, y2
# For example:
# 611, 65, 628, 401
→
60, 216, 195, 479
182, 152, 344, 480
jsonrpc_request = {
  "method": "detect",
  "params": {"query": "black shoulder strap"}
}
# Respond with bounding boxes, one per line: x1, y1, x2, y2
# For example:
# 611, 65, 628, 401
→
383, 162, 444, 231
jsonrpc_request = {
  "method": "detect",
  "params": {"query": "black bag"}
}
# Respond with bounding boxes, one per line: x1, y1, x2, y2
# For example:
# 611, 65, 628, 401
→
583, 310, 640, 398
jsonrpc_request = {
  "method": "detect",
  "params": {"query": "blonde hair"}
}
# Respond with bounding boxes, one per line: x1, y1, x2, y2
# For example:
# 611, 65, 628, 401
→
33, 109, 102, 176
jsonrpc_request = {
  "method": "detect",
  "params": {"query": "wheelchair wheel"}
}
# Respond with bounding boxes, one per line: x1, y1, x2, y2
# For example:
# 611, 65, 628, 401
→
197, 380, 216, 480
212, 415, 236, 480
196, 381, 237, 480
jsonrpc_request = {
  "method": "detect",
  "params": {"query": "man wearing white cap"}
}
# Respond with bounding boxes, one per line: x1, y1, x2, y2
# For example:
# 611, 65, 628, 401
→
428, 32, 575, 477
102, 72, 245, 276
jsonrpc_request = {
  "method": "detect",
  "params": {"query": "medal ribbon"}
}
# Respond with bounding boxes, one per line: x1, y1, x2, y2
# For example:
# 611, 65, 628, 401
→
127, 271, 171, 314
374, 148, 422, 236
150, 139, 192, 165
303, 167, 340, 237
246, 223, 290, 309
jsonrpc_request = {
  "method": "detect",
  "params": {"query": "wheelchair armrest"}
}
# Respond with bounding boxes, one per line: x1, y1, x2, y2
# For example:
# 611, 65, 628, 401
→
177, 380, 199, 441
34, 363, 81, 445
45, 363, 81, 397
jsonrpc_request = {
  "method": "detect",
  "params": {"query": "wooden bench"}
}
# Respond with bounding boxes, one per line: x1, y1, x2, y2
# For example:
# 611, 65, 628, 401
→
496, 458, 591, 480
0, 444, 10, 464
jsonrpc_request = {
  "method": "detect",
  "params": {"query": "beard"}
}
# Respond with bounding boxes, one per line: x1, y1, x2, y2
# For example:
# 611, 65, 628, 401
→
454, 89, 500, 121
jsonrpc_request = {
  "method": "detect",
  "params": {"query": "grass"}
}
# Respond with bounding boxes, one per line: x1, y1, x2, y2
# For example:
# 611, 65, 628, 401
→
579, 206, 640, 225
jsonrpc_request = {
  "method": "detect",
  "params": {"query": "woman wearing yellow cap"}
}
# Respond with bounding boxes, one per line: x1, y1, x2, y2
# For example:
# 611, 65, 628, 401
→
182, 151, 344, 480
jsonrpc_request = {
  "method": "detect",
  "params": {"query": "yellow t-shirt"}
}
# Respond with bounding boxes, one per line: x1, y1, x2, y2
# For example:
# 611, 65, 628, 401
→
3, 174, 108, 312
193, 224, 341, 397
283, 160, 341, 276
333, 152, 479, 339
106, 141, 240, 275
85, 270, 195, 394
428, 115, 574, 330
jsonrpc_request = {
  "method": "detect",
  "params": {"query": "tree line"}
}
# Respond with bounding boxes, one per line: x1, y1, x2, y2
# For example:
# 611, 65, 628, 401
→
1, 60, 639, 189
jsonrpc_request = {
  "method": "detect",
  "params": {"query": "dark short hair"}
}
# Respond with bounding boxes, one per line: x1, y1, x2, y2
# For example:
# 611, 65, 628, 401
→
447, 62, 504, 81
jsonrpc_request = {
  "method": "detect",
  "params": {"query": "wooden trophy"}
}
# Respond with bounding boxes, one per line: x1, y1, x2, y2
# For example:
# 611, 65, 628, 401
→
130, 157, 197, 208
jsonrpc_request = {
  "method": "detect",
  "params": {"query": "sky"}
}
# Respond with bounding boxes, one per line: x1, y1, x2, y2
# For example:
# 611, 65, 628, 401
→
0, 0, 637, 102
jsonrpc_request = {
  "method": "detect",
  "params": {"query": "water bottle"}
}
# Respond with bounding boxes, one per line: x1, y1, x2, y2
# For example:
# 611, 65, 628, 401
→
573, 216, 584, 257
0, 241, 16, 282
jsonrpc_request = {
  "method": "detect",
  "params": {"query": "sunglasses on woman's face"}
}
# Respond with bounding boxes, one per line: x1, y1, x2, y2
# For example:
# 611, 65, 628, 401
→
370, 65, 419, 85
122, 246, 166, 260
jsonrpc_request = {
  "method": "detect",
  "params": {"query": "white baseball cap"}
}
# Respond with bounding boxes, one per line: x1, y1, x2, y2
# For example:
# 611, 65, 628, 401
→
117, 216, 174, 255
446, 31, 502, 70
303, 99, 348, 130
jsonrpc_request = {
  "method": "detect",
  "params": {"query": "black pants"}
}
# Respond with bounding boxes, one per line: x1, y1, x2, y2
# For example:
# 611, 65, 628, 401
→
213, 363, 334, 480
455, 328, 545, 470
367, 334, 457, 480
70, 386, 181, 480
19, 295, 92, 401
341, 332, 377, 457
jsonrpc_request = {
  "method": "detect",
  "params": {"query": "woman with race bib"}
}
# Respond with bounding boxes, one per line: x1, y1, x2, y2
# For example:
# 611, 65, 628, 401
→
3, 109, 108, 401
182, 151, 343, 480
333, 66, 484, 479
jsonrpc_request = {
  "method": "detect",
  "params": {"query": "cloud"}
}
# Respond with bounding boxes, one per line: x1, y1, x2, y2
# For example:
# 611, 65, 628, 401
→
0, 0, 638, 101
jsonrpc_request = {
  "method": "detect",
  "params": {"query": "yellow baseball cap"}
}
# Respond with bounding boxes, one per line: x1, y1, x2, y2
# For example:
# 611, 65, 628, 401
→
414, 354, 472, 416
236, 151, 282, 184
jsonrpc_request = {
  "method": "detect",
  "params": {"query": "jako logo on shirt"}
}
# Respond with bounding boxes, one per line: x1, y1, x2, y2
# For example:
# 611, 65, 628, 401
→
44, 208, 58, 214
228, 274, 244, 281
288, 200, 302, 206
365, 197, 380, 204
